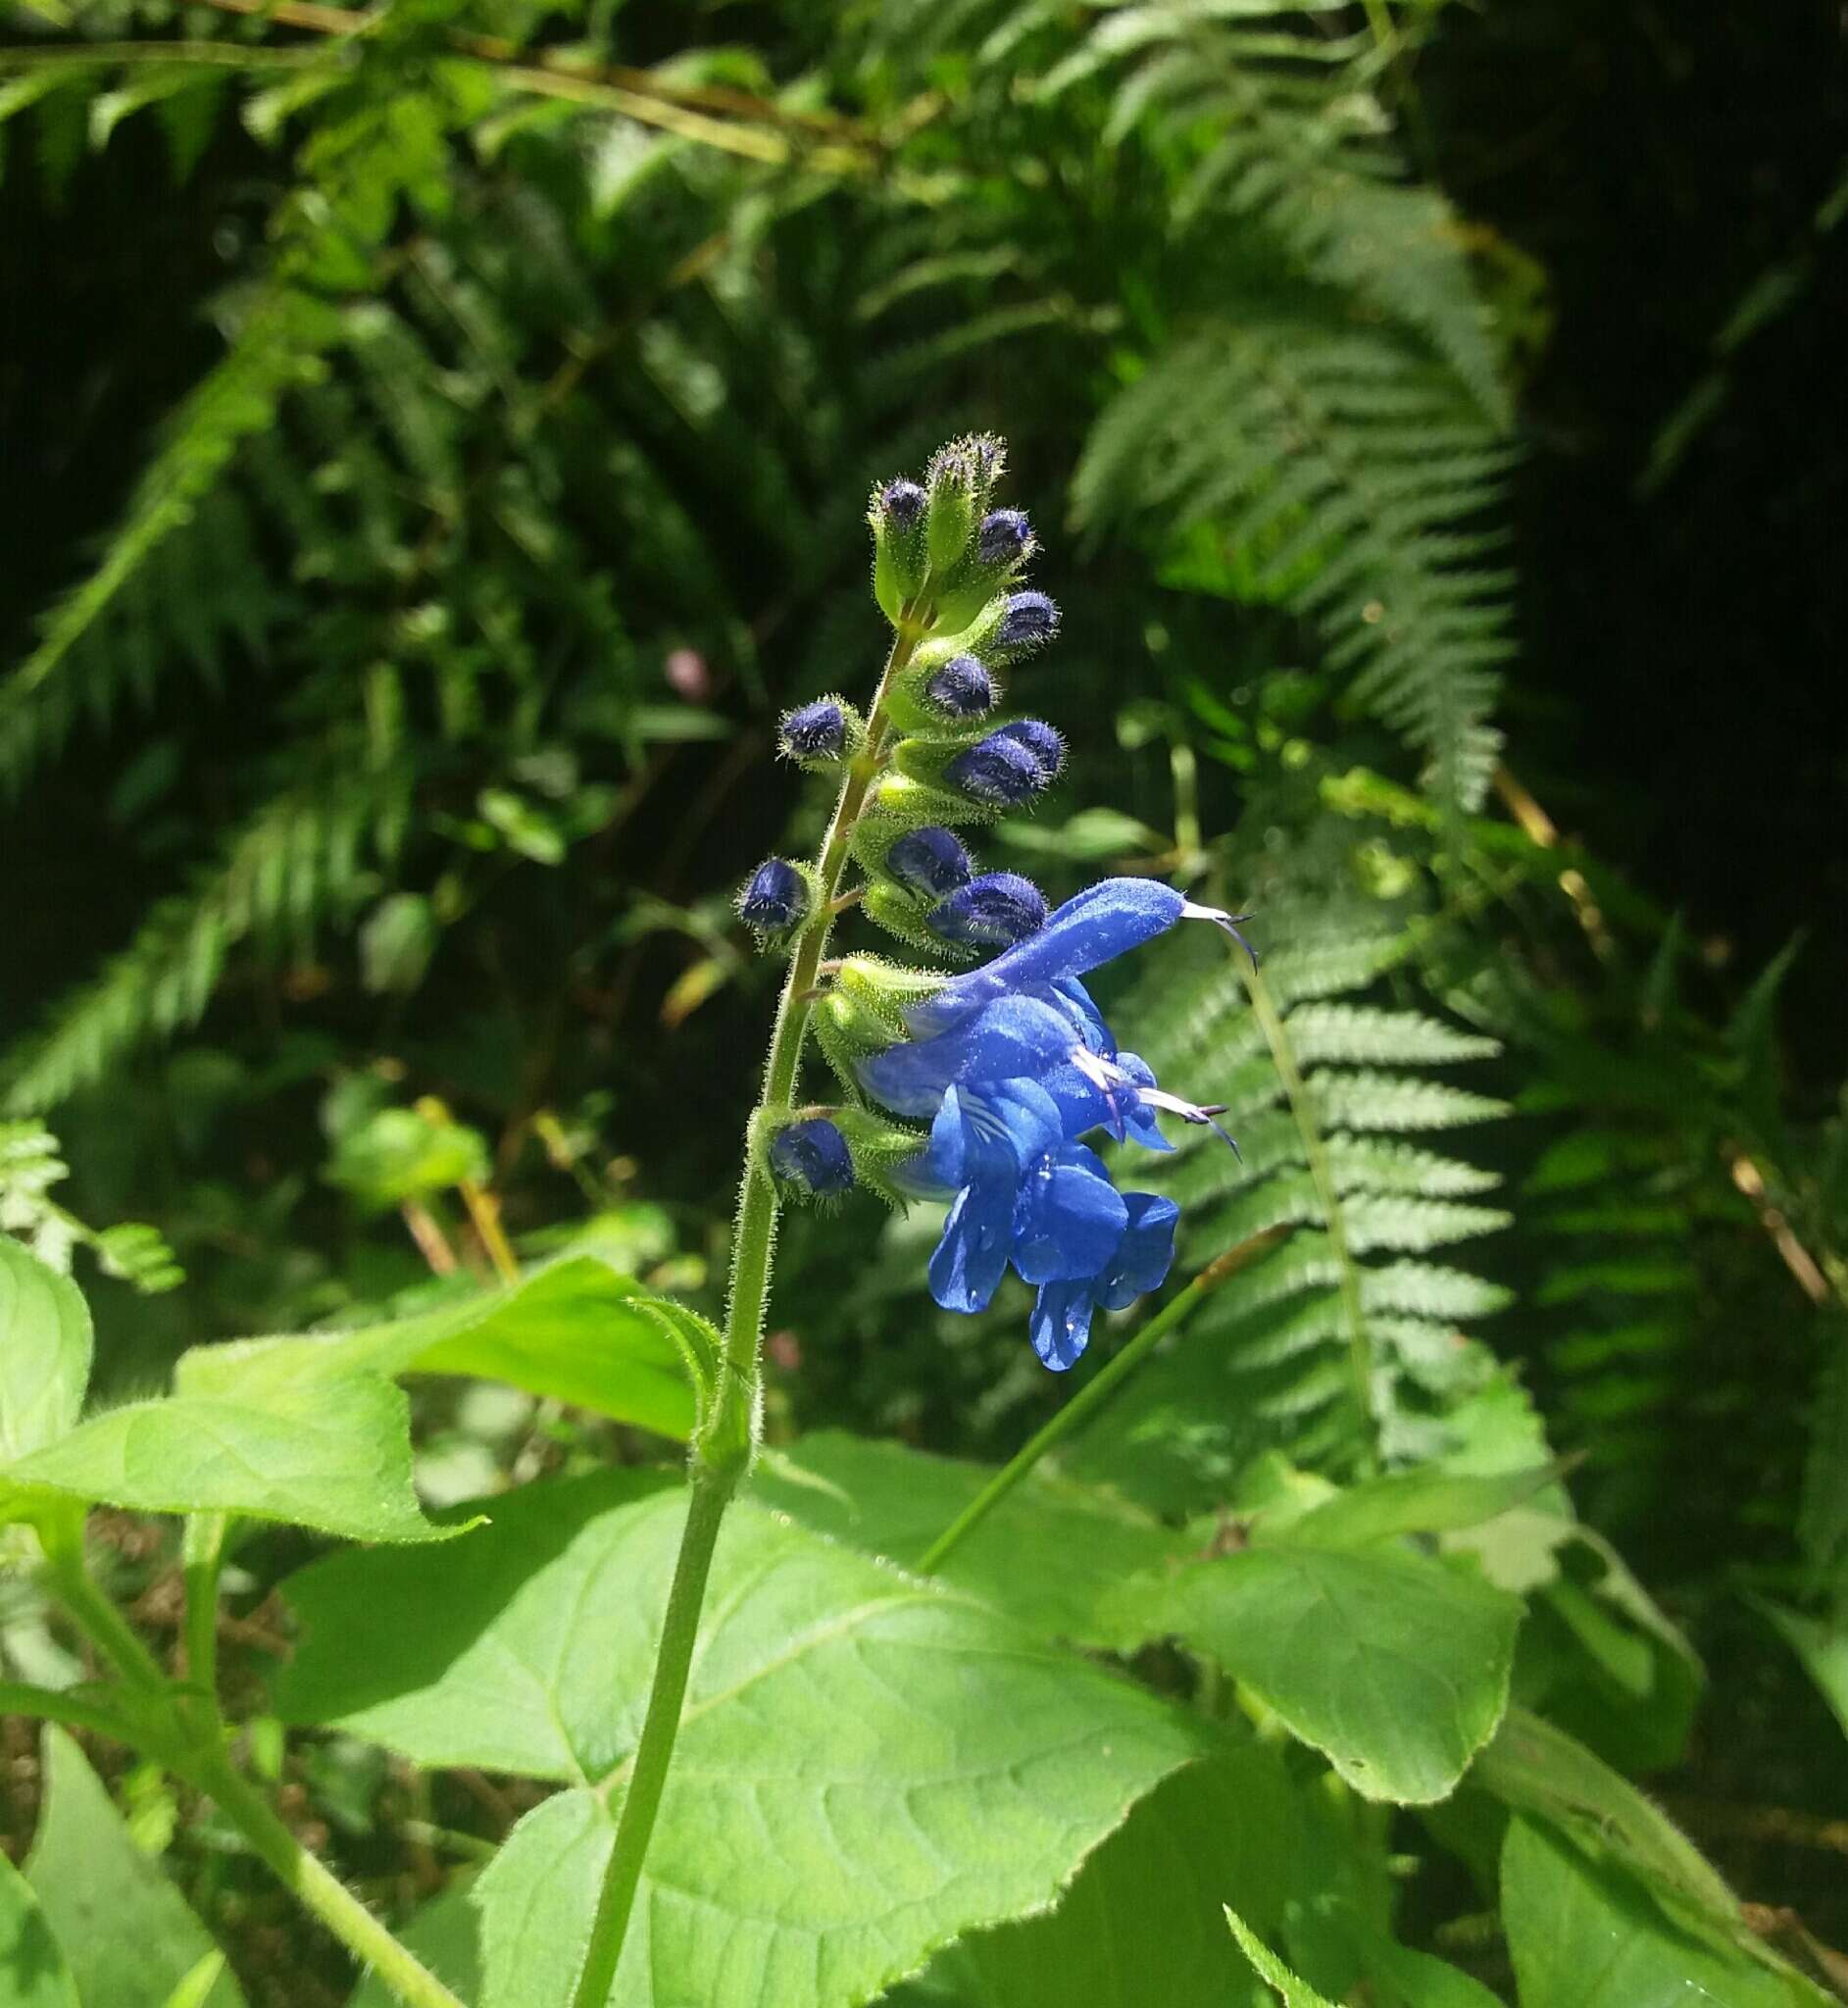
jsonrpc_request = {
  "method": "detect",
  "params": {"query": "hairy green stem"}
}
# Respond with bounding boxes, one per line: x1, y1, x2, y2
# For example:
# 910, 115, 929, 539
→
918, 1229, 1287, 1576
568, 619, 924, 2007
0, 1677, 139, 1741
42, 1540, 170, 1694
193, 1746, 470, 2008
182, 1511, 228, 1708
44, 1533, 465, 2008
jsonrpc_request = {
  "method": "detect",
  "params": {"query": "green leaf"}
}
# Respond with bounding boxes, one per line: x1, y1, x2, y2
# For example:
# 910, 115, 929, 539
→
1279, 1465, 1561, 1549
1339, 1927, 1505, 2008
1500, 1816, 1826, 2008
0, 1236, 90, 1463
176, 1254, 705, 1442
0, 1848, 79, 2008
1471, 1708, 1733, 1918
4, 1373, 454, 1542
751, 1431, 1184, 1647
1109, 1543, 1522, 1803
887, 1752, 1297, 2007
1753, 1598, 1848, 1741
324, 1106, 490, 1209
1224, 1906, 1335, 2008
24, 1728, 244, 2008
161, 1955, 229, 2008
279, 1474, 1209, 2007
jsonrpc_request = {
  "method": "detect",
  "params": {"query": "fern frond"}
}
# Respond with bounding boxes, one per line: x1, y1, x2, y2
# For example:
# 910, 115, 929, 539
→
0, 288, 338, 792
1071, 903, 1510, 1508
1043, 4, 1506, 422
2, 759, 405, 1114
1074, 321, 1513, 806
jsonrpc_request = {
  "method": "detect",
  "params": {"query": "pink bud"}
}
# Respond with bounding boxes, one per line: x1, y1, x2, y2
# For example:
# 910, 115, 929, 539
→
665, 647, 711, 701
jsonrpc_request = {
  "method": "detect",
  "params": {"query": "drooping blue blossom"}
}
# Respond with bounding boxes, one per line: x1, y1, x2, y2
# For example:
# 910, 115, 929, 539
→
1027, 1191, 1178, 1371
928, 872, 1047, 948
945, 727, 1058, 806
769, 1118, 855, 1197
861, 877, 1253, 1369
886, 826, 974, 901
779, 699, 847, 761
977, 509, 1033, 566
995, 590, 1060, 651
880, 478, 925, 529
903, 878, 1255, 1038
896, 1080, 1065, 1312
738, 858, 808, 937
924, 655, 997, 719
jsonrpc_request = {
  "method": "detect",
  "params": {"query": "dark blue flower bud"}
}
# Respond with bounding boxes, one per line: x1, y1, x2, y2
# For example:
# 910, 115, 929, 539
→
929, 873, 1048, 949
887, 826, 974, 901
873, 478, 931, 624
880, 479, 925, 531
992, 718, 1066, 780
996, 590, 1060, 651
779, 699, 847, 761
924, 655, 997, 720
977, 509, 1032, 567
769, 1118, 855, 1197
739, 857, 808, 936
945, 730, 1049, 807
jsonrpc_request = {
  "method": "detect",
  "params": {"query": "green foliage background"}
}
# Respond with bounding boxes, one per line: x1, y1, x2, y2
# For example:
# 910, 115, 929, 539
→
1, 0, 1845, 2003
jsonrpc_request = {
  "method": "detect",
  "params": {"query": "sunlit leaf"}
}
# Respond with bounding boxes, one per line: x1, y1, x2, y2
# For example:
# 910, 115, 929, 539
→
24, 1730, 243, 2008
1110, 1542, 1521, 1803
283, 1475, 1209, 2008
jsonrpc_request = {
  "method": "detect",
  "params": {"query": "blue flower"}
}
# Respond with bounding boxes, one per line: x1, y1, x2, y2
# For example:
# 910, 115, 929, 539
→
859, 877, 1253, 1368
897, 1080, 1065, 1313
769, 1118, 854, 1197
903, 878, 1254, 1038
924, 655, 997, 719
1027, 1192, 1178, 1371
886, 826, 974, 901
928, 872, 1047, 949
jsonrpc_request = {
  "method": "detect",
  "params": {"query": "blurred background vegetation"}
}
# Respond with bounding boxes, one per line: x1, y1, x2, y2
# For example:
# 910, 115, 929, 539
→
1, 0, 1845, 1995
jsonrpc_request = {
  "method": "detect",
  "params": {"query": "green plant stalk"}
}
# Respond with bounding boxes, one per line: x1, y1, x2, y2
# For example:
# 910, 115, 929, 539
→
46, 1534, 467, 2008
190, 1745, 470, 2008
1239, 953, 1378, 1472
181, 1511, 227, 1708
568, 617, 924, 2008
918, 1228, 1287, 1575
0, 1677, 139, 1741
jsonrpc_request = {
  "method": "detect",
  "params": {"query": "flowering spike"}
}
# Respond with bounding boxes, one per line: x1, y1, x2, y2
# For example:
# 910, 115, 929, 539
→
924, 655, 998, 720
886, 827, 974, 901
768, 1117, 855, 1198
738, 857, 809, 942
945, 730, 1053, 808
928, 873, 1047, 949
